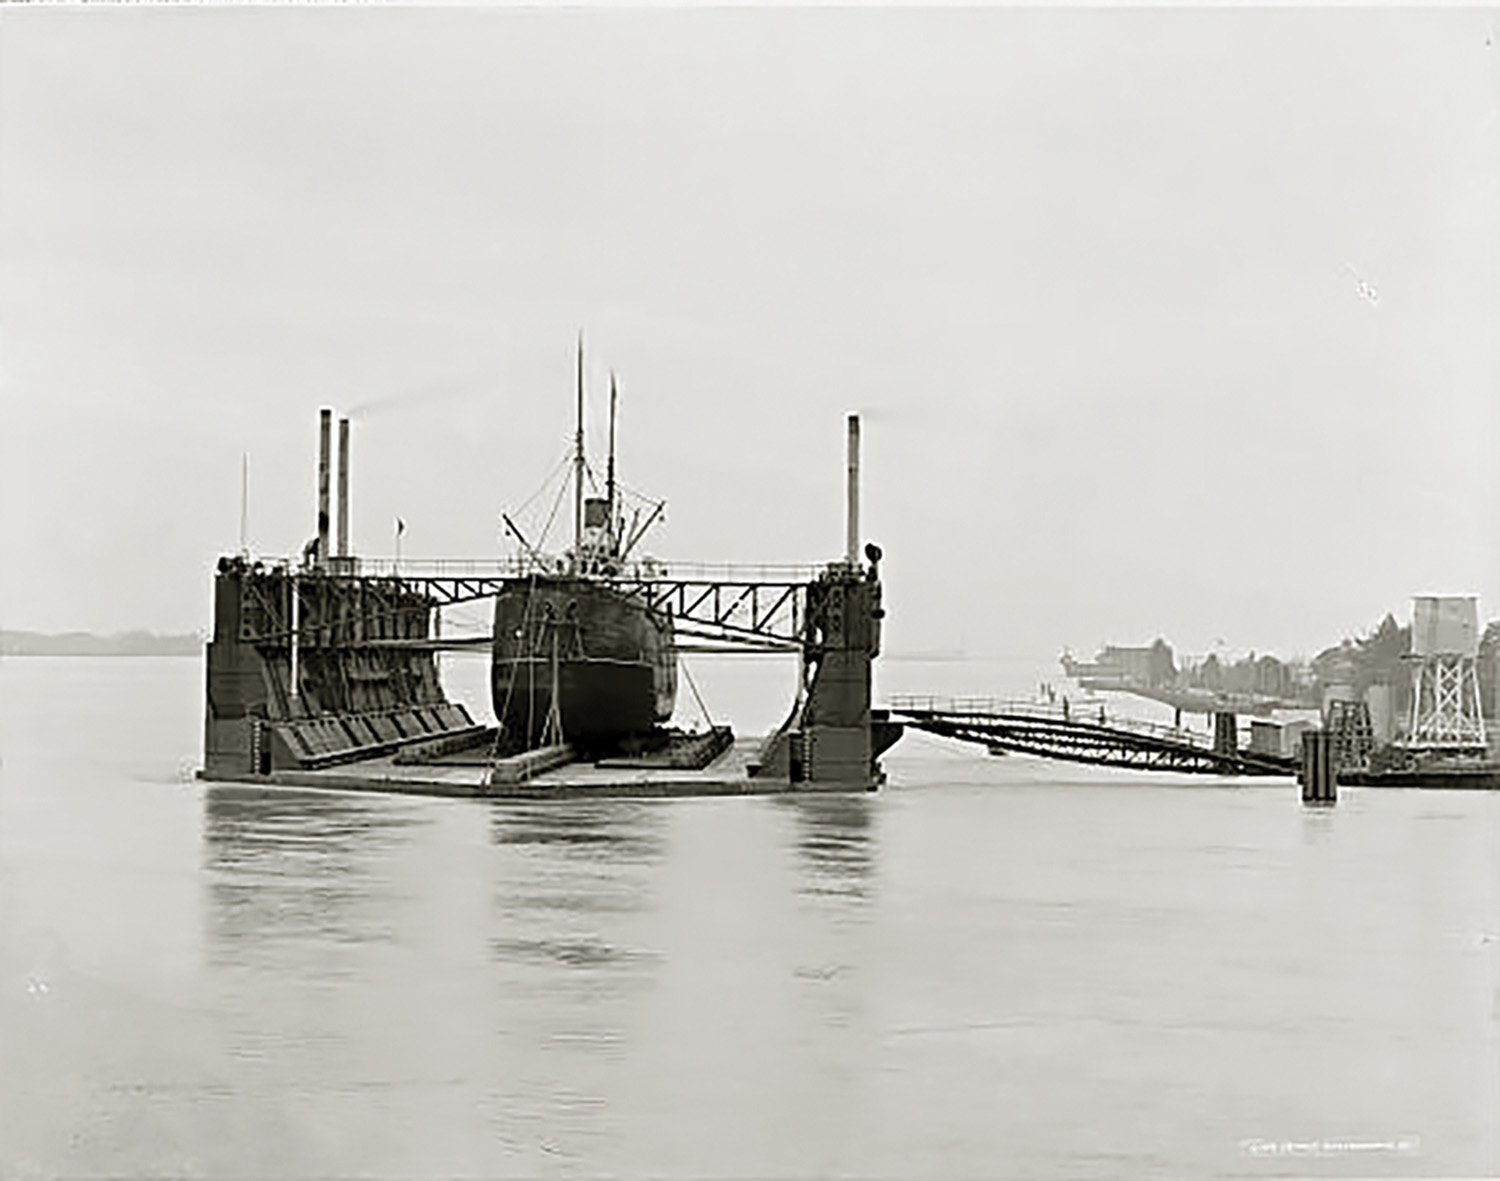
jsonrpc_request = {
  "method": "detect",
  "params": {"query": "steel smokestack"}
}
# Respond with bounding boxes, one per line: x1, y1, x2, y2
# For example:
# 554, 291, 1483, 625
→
317, 408, 331, 567
337, 416, 350, 558
846, 413, 860, 567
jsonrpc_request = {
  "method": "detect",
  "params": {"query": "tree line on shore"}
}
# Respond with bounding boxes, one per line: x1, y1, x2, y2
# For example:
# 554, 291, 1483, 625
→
1155, 615, 1500, 715
0, 630, 202, 656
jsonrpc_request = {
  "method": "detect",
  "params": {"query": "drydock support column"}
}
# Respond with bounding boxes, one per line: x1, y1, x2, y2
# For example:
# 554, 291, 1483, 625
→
799, 560, 884, 784
749, 552, 893, 788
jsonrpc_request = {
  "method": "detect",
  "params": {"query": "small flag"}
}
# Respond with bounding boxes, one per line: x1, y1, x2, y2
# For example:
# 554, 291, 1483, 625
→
396, 517, 406, 536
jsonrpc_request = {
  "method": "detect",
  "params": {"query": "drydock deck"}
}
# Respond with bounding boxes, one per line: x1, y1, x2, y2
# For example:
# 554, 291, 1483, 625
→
204, 737, 877, 800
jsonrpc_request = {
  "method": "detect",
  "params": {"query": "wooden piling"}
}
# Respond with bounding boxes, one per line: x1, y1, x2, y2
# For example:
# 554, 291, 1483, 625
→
1213, 711, 1238, 758
1300, 728, 1337, 806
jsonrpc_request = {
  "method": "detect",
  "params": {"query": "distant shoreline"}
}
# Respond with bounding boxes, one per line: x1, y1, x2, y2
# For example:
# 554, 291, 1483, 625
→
0, 633, 1032, 662
0, 630, 202, 657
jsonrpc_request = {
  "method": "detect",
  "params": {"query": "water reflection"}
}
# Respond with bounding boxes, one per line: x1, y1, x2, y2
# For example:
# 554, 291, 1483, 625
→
202, 786, 427, 962
781, 793, 877, 902
1299, 804, 1338, 846
488, 800, 665, 863
10, 645, 1494, 1177
487, 801, 668, 987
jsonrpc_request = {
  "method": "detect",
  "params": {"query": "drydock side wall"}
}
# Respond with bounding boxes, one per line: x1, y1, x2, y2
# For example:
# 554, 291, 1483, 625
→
751, 561, 900, 788
203, 557, 475, 777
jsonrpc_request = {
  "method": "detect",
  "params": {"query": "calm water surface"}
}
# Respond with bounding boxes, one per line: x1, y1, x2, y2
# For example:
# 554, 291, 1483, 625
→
1, 656, 1496, 1178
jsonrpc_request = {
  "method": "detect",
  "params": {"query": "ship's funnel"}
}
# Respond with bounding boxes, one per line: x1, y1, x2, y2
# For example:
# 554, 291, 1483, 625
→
846, 413, 860, 567
337, 416, 350, 558
317, 408, 332, 567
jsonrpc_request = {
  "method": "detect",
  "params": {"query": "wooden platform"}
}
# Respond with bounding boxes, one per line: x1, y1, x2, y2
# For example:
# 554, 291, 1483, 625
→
198, 737, 879, 799
1338, 765, 1500, 790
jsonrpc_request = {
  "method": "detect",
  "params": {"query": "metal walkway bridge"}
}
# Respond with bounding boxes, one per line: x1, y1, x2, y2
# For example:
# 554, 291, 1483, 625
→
232, 555, 824, 655
887, 696, 1295, 777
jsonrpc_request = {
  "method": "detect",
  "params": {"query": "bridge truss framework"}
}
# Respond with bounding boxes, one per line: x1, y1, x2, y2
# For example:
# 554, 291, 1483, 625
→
232, 565, 813, 655
889, 697, 1295, 777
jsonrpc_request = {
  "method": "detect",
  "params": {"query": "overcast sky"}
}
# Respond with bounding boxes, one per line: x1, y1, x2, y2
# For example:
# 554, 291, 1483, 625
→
2, 6, 1496, 662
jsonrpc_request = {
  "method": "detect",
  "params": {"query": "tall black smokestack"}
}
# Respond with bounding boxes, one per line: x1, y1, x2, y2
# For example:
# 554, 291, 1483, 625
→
317, 408, 332, 568
846, 413, 860, 567
337, 416, 350, 558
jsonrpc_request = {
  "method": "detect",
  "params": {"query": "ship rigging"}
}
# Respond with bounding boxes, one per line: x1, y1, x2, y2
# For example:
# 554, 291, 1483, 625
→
488, 341, 677, 755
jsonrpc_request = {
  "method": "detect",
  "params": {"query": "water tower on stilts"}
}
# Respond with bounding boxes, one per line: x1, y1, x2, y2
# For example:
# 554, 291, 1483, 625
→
1404, 595, 1487, 756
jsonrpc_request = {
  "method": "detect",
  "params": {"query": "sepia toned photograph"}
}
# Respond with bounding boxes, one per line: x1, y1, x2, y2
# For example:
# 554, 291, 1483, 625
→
1, 4, 1496, 1178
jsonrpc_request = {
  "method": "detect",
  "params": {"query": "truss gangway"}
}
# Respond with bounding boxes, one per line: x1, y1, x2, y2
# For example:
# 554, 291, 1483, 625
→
233, 556, 825, 654
887, 696, 1295, 776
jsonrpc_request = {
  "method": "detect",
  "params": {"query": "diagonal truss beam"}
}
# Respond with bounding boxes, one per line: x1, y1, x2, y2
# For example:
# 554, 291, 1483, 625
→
608, 579, 806, 646
894, 707, 1293, 777
235, 572, 809, 650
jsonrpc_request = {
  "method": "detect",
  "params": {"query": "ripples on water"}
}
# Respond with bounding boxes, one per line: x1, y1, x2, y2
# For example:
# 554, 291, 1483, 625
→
1, 657, 1497, 1178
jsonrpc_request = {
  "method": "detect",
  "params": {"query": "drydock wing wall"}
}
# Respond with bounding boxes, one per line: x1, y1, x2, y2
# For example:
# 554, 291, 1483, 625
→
751, 562, 902, 788
203, 557, 477, 777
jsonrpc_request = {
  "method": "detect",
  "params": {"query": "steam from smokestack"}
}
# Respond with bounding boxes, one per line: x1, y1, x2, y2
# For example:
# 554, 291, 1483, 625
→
317, 408, 331, 568
347, 370, 498, 421
337, 417, 350, 558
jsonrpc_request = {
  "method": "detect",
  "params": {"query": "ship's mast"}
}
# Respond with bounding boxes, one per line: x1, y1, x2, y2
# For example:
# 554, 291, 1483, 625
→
573, 335, 585, 569
607, 371, 618, 553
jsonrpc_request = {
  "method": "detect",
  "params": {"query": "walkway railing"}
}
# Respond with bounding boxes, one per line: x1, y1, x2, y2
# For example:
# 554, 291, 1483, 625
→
887, 695, 1215, 749
885, 695, 1293, 776
255, 554, 827, 584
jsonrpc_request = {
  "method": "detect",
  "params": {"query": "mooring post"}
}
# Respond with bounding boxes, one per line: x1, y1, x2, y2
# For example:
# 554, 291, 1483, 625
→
1300, 728, 1337, 806
1213, 711, 1238, 758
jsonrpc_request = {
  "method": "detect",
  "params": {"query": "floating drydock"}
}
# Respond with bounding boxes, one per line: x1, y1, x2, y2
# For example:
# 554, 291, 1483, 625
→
211, 734, 901, 801
201, 404, 901, 797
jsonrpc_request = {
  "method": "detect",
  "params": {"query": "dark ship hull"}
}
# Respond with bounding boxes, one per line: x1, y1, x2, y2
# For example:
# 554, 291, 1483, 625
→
491, 577, 676, 752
